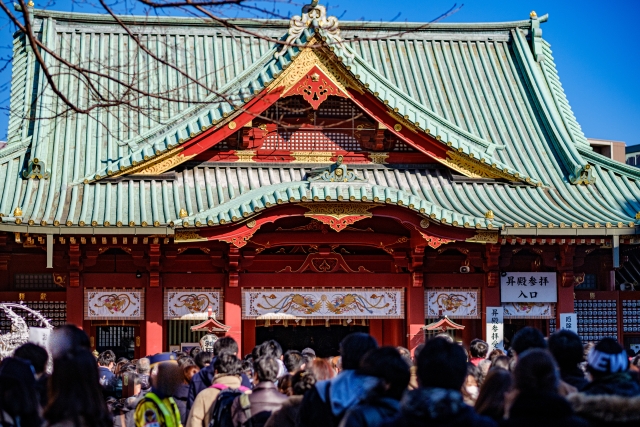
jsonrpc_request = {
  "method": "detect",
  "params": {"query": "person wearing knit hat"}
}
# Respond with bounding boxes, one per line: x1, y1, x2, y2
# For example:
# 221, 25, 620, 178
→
567, 338, 640, 427
581, 338, 640, 397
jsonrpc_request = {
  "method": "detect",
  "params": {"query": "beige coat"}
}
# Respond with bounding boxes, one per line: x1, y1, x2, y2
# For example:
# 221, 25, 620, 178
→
186, 374, 243, 427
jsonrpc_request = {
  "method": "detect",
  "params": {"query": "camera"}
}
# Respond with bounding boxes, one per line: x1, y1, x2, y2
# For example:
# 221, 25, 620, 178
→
459, 266, 471, 274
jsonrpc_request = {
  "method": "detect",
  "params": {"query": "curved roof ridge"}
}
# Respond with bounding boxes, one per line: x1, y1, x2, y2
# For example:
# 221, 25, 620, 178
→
27, 7, 546, 31
178, 179, 497, 229
511, 29, 591, 184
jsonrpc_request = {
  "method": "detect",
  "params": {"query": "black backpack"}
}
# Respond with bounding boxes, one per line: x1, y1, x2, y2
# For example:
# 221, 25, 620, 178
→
208, 388, 246, 427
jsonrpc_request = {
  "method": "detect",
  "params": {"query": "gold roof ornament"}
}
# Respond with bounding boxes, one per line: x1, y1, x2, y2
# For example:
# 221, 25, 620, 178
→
179, 208, 188, 219
484, 210, 494, 220
27, 0, 34, 7
635, 212, 640, 220
530, 11, 537, 18
13, 207, 22, 217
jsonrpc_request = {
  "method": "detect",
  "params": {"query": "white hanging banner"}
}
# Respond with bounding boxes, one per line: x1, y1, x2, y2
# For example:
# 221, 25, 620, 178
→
503, 302, 555, 319
486, 306, 504, 352
164, 289, 223, 320
85, 289, 144, 320
28, 327, 51, 350
242, 288, 404, 319
500, 272, 557, 303
425, 289, 480, 319
560, 313, 578, 335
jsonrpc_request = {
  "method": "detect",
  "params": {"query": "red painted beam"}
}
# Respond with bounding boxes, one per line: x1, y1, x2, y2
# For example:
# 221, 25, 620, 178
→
179, 87, 285, 158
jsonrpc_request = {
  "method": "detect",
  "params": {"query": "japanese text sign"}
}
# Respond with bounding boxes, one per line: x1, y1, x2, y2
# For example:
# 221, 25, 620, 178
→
486, 306, 504, 352
500, 272, 557, 303
560, 313, 578, 335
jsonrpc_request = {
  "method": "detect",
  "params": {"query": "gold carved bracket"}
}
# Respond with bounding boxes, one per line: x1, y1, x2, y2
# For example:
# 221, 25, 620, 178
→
466, 231, 499, 244
299, 202, 377, 232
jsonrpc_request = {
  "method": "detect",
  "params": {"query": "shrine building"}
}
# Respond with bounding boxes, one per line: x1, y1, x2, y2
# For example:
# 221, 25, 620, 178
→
0, 3, 639, 358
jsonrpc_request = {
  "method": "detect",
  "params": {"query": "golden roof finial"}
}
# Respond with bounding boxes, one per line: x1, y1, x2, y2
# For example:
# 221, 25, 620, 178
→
484, 210, 495, 220
530, 11, 537, 19
27, 0, 34, 7
13, 207, 23, 217
179, 208, 188, 219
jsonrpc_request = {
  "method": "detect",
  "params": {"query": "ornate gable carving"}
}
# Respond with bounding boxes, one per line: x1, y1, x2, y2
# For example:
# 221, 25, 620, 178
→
283, 65, 348, 109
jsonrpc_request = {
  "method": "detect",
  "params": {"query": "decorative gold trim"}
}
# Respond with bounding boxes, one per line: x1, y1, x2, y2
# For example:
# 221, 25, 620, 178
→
438, 150, 527, 182
179, 209, 188, 219
13, 207, 22, 217
133, 150, 196, 176
299, 202, 377, 218
368, 152, 389, 164
291, 151, 334, 163
485, 210, 495, 220
268, 41, 362, 96
174, 230, 208, 243
235, 150, 256, 162
466, 231, 499, 244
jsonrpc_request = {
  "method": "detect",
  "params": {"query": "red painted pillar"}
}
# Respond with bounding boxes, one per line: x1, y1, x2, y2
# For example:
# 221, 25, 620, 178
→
369, 319, 383, 346
143, 282, 163, 356
66, 278, 84, 328
406, 283, 425, 355
556, 272, 574, 327
382, 319, 403, 346
225, 283, 243, 354
242, 320, 256, 357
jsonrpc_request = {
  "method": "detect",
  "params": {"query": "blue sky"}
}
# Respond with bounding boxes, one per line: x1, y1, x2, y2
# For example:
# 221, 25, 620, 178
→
0, 0, 638, 145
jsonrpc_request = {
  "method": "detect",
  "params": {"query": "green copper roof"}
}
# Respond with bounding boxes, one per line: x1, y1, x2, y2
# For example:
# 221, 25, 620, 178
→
0, 6, 638, 234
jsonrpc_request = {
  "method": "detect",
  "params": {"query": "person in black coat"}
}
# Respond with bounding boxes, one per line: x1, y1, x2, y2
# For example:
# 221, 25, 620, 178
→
500, 348, 588, 427
548, 330, 589, 391
339, 347, 410, 427
380, 337, 497, 427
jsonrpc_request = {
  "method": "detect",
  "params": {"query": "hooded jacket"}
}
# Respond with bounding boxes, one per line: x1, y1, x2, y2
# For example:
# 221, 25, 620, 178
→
500, 390, 588, 427
297, 370, 378, 427
380, 388, 497, 427
568, 392, 640, 427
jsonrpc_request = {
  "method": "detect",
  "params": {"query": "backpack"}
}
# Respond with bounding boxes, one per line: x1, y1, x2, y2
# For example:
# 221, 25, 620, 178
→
208, 384, 250, 427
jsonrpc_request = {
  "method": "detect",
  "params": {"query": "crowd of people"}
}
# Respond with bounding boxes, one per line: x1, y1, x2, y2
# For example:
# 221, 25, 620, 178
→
1, 325, 640, 426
